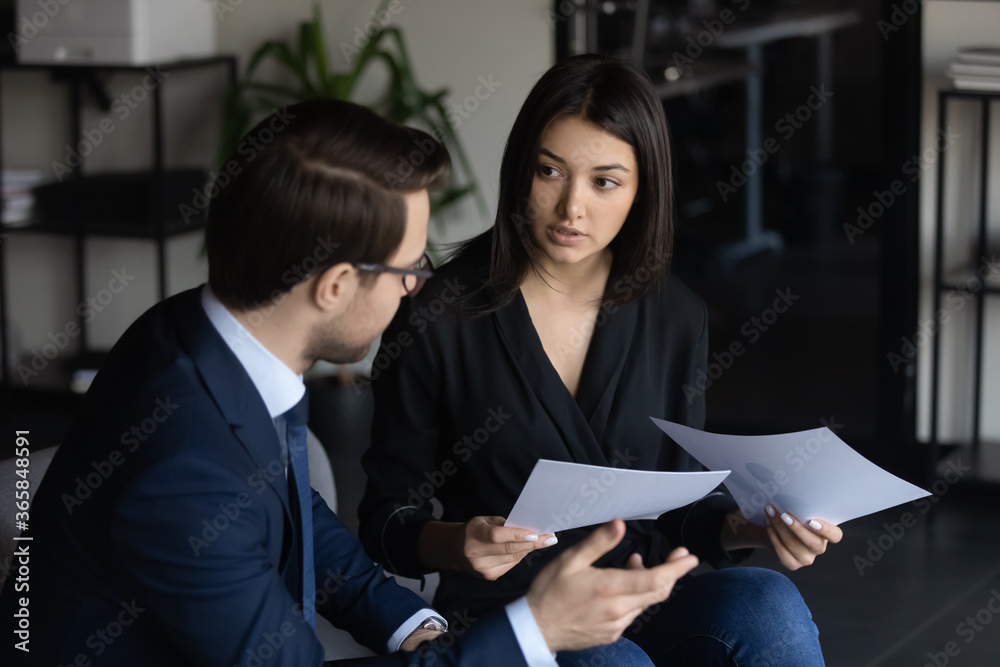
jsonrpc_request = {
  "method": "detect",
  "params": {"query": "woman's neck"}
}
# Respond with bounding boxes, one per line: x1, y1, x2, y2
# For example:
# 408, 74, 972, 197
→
521, 248, 613, 306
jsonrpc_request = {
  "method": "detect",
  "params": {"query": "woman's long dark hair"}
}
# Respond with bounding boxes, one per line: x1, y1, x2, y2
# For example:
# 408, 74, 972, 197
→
457, 53, 674, 312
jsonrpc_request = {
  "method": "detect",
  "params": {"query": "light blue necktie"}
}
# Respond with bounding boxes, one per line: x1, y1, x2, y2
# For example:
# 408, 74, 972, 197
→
284, 395, 315, 629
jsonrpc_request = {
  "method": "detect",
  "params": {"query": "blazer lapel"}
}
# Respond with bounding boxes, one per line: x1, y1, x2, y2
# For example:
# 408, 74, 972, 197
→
173, 290, 294, 523
574, 298, 639, 445
494, 289, 611, 466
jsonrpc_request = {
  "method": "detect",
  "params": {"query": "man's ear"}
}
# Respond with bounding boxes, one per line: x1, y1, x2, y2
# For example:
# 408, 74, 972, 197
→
311, 262, 359, 314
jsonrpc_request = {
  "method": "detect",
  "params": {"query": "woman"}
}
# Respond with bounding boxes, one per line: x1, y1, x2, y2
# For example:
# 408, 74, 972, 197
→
358, 54, 841, 666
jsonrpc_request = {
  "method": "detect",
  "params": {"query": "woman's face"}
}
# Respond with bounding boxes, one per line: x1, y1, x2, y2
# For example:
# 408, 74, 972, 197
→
526, 115, 639, 269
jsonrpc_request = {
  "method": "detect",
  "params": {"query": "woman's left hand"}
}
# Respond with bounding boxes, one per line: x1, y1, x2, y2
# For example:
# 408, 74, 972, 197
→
762, 505, 843, 571
722, 507, 843, 571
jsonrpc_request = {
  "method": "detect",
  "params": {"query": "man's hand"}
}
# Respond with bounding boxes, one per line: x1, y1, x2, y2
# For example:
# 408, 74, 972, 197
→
399, 627, 445, 652
525, 518, 698, 653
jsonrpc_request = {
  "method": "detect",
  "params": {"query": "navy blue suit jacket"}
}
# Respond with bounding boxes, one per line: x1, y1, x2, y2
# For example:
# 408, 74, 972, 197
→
0, 288, 527, 666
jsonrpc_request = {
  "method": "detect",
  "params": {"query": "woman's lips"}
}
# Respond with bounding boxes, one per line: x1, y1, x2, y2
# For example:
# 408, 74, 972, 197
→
547, 225, 588, 246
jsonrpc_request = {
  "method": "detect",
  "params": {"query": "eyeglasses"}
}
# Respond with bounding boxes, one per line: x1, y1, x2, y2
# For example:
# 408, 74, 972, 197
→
353, 252, 434, 296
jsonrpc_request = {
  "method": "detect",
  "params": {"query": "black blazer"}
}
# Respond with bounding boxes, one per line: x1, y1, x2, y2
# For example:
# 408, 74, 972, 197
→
359, 244, 743, 620
0, 288, 528, 667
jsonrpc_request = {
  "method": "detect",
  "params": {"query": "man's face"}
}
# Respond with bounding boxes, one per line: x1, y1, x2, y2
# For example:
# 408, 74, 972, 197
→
308, 189, 429, 364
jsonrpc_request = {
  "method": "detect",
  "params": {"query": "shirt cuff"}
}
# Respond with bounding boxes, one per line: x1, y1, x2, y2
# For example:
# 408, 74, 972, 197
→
387, 608, 446, 653
504, 597, 558, 667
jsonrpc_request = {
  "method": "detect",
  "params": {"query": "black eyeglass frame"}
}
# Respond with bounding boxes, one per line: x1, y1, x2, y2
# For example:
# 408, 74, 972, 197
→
352, 252, 434, 296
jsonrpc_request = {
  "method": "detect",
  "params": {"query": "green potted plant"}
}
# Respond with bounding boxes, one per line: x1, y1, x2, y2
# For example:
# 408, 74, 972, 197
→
220, 2, 487, 227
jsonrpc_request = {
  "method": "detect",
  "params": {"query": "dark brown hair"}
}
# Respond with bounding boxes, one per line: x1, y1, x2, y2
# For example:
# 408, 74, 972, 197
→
207, 98, 450, 310
458, 53, 674, 310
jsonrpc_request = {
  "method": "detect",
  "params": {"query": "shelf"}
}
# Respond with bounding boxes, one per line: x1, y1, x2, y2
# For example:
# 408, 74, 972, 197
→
3, 350, 107, 396
0, 55, 236, 74
1, 213, 206, 239
938, 267, 1000, 294
940, 88, 1000, 100
937, 444, 1000, 485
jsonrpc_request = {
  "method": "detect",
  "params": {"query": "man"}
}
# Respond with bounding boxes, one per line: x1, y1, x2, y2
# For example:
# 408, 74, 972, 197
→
0, 99, 698, 666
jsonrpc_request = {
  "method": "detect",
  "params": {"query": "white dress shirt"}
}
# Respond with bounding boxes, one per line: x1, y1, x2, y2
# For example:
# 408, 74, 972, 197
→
200, 285, 555, 664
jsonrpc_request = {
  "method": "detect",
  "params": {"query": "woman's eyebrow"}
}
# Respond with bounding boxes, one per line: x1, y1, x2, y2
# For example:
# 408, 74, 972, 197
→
539, 147, 564, 163
539, 148, 631, 174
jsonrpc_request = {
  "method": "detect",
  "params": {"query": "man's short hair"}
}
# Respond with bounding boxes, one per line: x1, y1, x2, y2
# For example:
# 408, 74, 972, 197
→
206, 98, 450, 310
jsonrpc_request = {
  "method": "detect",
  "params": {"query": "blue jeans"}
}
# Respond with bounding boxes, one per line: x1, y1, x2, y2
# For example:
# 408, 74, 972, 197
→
559, 568, 825, 666
557, 637, 654, 666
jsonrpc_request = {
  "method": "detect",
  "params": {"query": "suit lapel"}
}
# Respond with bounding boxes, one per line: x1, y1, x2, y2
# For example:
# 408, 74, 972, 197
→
173, 290, 295, 524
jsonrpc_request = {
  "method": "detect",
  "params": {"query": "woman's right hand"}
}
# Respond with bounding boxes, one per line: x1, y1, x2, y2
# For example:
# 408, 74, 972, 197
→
417, 517, 558, 579
460, 516, 558, 580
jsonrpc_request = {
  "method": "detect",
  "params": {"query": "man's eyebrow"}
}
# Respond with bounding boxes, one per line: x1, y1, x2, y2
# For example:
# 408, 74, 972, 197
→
539, 148, 631, 173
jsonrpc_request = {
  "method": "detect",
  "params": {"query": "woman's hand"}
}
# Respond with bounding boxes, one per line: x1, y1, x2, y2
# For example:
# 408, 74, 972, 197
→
721, 507, 843, 571
460, 516, 558, 580
762, 505, 842, 571
417, 517, 558, 580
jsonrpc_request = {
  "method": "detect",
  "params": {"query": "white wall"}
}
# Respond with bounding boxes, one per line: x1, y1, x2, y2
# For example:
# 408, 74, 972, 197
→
918, 1, 1000, 443
2, 1, 552, 371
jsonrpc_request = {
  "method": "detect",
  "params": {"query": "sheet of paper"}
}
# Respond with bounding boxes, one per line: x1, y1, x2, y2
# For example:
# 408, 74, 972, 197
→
504, 459, 730, 534
650, 418, 931, 526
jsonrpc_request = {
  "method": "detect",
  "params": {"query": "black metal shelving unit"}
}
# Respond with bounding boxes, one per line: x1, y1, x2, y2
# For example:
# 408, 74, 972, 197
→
930, 87, 1000, 483
0, 55, 237, 400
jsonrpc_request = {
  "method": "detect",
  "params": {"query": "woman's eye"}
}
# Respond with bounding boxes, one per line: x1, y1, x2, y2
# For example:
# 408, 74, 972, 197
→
594, 177, 619, 190
537, 165, 560, 178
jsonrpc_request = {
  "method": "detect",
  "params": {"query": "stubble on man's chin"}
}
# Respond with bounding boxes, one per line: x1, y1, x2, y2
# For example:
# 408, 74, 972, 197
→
303, 322, 374, 366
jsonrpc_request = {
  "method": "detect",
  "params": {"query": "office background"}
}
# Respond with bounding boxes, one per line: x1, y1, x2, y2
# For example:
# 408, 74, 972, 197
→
0, 1, 998, 664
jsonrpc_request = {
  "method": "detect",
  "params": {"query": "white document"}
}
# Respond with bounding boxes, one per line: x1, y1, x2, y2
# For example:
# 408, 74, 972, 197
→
650, 418, 931, 526
504, 459, 730, 534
